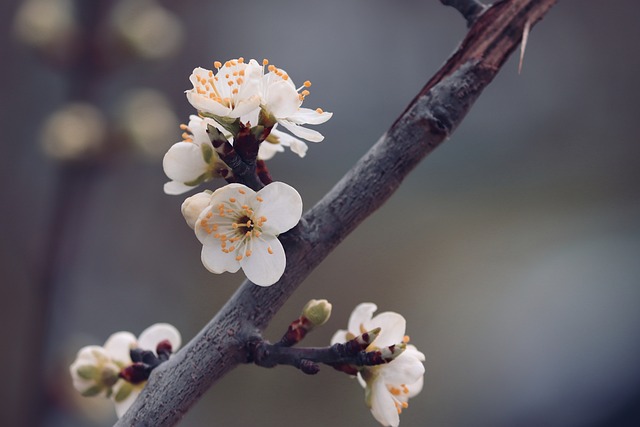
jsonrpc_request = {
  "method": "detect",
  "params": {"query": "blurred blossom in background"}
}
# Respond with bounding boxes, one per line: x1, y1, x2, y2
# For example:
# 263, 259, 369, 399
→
1, 1, 640, 427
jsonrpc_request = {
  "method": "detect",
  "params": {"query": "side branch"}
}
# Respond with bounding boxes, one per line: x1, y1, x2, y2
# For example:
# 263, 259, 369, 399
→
116, 1, 557, 425
440, 0, 488, 27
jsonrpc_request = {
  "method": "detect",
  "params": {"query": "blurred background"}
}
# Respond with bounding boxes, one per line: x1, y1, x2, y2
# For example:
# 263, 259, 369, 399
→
2, 0, 640, 426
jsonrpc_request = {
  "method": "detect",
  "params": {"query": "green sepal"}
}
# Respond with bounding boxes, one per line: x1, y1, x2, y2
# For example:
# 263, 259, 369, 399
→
184, 173, 208, 187
265, 132, 280, 145
114, 382, 134, 403
200, 113, 240, 136
258, 108, 277, 128
76, 365, 99, 380
101, 367, 120, 387
81, 385, 104, 397
201, 143, 214, 164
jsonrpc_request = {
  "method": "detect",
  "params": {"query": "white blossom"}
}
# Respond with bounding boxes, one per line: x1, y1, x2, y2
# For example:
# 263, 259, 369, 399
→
162, 115, 227, 195
186, 58, 262, 120
194, 182, 302, 286
331, 303, 425, 427
256, 59, 333, 143
69, 323, 182, 418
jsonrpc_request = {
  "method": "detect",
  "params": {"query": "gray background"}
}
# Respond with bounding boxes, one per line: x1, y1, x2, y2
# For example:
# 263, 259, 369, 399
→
2, 0, 640, 426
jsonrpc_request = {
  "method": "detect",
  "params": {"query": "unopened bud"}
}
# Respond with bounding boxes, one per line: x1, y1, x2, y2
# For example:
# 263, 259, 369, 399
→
181, 191, 213, 229
302, 299, 332, 328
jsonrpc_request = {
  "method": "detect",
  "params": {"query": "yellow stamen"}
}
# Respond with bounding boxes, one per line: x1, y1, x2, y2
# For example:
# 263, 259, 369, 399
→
214, 61, 222, 68
304, 80, 311, 87
316, 108, 324, 113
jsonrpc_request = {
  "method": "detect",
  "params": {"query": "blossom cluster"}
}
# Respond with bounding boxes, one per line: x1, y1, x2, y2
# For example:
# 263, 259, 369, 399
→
69, 323, 181, 418
162, 57, 332, 287
163, 58, 332, 195
332, 304, 425, 427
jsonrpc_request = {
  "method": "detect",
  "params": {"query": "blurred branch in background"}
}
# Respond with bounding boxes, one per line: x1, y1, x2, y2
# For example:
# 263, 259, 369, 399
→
115, 1, 557, 425
11, 0, 184, 425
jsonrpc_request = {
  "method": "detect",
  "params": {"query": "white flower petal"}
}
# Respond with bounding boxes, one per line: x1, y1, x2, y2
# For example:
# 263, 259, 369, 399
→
164, 180, 196, 195
239, 235, 285, 286
201, 239, 241, 274
162, 142, 208, 182
186, 91, 230, 116
347, 303, 378, 336
138, 323, 182, 353
367, 312, 406, 348
264, 80, 300, 118
252, 182, 302, 235
104, 332, 137, 364
209, 183, 255, 207
229, 95, 261, 118
405, 376, 424, 399
258, 141, 285, 160
369, 379, 400, 427
379, 352, 425, 386
271, 129, 308, 158
288, 107, 333, 125
114, 388, 141, 418
279, 120, 325, 142
404, 344, 426, 362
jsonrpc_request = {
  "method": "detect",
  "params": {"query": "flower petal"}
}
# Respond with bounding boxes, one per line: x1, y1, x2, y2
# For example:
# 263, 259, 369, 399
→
164, 181, 196, 195
379, 352, 425, 386
253, 182, 302, 235
279, 120, 325, 142
138, 323, 182, 353
258, 141, 285, 160
347, 303, 378, 336
271, 129, 308, 158
209, 183, 255, 208
369, 379, 400, 427
239, 235, 285, 286
229, 95, 261, 118
104, 332, 137, 364
162, 142, 208, 183
405, 376, 424, 399
200, 238, 241, 274
288, 107, 333, 125
264, 80, 300, 118
186, 91, 230, 117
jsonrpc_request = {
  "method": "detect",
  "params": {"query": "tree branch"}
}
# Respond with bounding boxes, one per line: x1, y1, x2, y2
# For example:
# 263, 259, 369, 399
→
115, 1, 558, 425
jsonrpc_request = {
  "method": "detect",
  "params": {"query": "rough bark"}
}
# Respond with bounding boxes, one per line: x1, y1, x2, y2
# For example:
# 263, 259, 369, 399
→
115, 0, 558, 425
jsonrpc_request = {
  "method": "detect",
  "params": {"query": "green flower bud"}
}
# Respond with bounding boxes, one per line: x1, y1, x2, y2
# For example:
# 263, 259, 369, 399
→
302, 299, 332, 328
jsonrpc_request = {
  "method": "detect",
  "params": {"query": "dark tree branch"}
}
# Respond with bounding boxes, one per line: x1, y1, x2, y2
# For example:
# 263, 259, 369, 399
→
115, 1, 558, 425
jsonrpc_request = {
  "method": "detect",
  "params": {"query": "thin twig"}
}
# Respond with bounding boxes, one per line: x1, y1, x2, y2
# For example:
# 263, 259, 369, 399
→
440, 0, 488, 27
